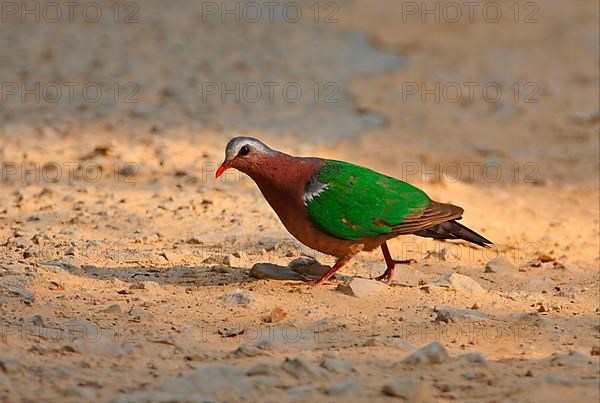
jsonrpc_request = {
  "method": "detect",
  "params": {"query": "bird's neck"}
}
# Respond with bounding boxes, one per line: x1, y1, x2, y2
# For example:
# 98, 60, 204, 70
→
246, 154, 321, 215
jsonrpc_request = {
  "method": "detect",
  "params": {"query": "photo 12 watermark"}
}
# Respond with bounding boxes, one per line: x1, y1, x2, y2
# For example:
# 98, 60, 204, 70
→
200, 1, 340, 24
400, 1, 540, 24
1, 161, 139, 185
1, 82, 139, 104
1, 1, 140, 23
400, 81, 539, 104
200, 81, 339, 104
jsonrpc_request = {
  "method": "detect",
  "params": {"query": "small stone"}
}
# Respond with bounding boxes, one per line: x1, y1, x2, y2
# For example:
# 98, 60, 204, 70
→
186, 236, 203, 245
246, 363, 279, 376
335, 278, 388, 298
591, 345, 599, 356
231, 344, 268, 358
249, 263, 303, 281
219, 289, 255, 306
382, 379, 430, 400
320, 358, 356, 374
460, 352, 488, 365
0, 356, 20, 374
115, 366, 254, 402
429, 272, 486, 296
403, 342, 449, 365
101, 304, 122, 315
434, 305, 488, 323
325, 379, 360, 396
140, 281, 161, 293
281, 357, 329, 380
262, 306, 287, 323
288, 257, 330, 278
129, 306, 155, 322
484, 256, 518, 273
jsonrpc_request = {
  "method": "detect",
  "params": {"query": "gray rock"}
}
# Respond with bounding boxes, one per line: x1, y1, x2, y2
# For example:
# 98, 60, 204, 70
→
434, 305, 489, 323
325, 379, 360, 396
281, 357, 329, 380
288, 257, 330, 278
382, 379, 430, 400
336, 278, 388, 298
6, 287, 34, 304
429, 273, 486, 296
116, 366, 255, 402
459, 352, 488, 365
249, 263, 303, 281
0, 356, 20, 374
320, 358, 356, 374
287, 384, 318, 395
129, 306, 155, 322
67, 337, 131, 357
231, 343, 269, 358
403, 342, 449, 365
129, 281, 161, 292
363, 336, 416, 351
1, 263, 28, 275
484, 256, 518, 273
219, 288, 256, 306
246, 362, 279, 376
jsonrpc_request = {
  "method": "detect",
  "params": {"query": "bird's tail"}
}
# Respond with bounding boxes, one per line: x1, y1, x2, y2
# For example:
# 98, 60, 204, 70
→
414, 219, 492, 248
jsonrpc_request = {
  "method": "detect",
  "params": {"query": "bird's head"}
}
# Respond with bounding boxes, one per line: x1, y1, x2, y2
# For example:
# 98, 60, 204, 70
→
215, 136, 276, 178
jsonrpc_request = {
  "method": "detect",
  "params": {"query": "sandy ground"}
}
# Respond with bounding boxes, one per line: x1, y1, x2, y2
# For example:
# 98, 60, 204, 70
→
0, 0, 599, 402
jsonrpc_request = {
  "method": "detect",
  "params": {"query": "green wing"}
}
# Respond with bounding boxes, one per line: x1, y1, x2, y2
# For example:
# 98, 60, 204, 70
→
304, 160, 431, 241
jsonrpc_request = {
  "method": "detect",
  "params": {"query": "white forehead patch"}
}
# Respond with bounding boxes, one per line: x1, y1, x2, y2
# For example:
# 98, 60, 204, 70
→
225, 136, 275, 159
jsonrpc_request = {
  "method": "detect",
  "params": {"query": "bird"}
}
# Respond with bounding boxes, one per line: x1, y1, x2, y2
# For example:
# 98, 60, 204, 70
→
216, 136, 492, 286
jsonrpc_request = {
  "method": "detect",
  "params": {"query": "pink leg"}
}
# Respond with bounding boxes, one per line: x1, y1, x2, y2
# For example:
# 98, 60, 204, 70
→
303, 258, 349, 286
376, 242, 415, 281
376, 242, 395, 281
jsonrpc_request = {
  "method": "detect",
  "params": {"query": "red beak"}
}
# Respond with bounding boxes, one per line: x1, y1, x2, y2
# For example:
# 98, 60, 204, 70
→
215, 162, 230, 178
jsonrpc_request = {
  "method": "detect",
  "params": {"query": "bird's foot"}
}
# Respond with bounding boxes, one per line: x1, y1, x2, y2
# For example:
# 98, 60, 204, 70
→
376, 269, 394, 282
300, 274, 329, 286
302, 277, 327, 287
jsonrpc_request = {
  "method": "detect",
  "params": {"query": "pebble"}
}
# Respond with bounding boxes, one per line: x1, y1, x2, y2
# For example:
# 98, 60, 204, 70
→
246, 363, 279, 377
129, 306, 155, 322
101, 304, 123, 315
261, 306, 287, 323
484, 256, 518, 273
403, 342, 449, 365
320, 358, 356, 374
335, 278, 388, 298
434, 305, 489, 323
281, 357, 329, 380
592, 345, 599, 356
218, 289, 256, 306
287, 257, 330, 278
325, 379, 360, 395
231, 343, 269, 358
129, 280, 162, 293
429, 272, 486, 296
382, 379, 430, 400
459, 352, 489, 365
0, 356, 20, 374
249, 263, 303, 281
115, 366, 255, 402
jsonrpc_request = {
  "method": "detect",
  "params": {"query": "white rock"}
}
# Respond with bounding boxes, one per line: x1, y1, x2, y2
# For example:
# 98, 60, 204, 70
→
403, 342, 449, 365
219, 289, 256, 306
430, 272, 486, 296
336, 278, 388, 298
382, 379, 430, 400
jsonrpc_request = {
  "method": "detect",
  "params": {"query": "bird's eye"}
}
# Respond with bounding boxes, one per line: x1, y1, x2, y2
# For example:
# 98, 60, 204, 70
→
239, 145, 250, 156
